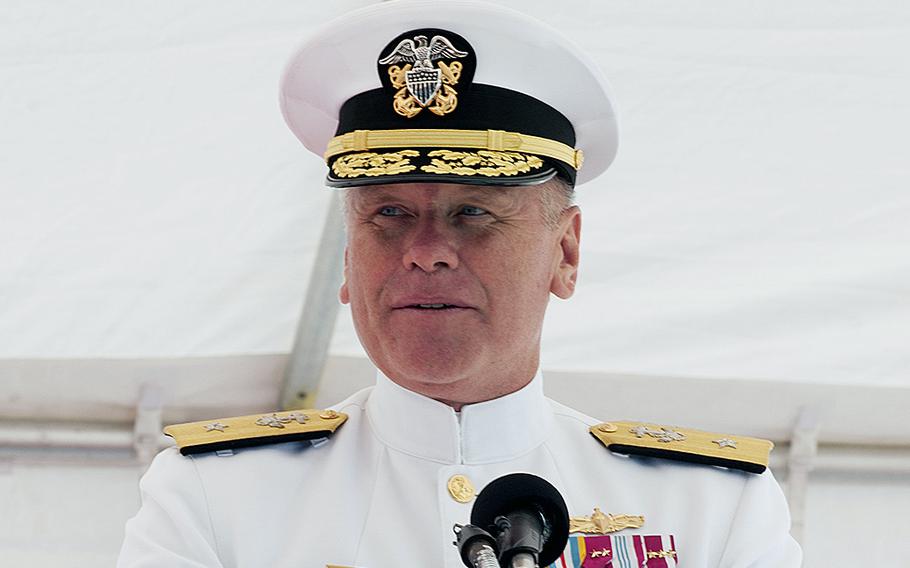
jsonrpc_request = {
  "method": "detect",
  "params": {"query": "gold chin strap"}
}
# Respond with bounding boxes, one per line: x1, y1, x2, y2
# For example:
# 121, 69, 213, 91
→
324, 128, 584, 171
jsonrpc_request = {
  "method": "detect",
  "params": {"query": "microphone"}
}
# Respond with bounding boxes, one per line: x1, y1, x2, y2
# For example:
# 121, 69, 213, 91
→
454, 473, 569, 568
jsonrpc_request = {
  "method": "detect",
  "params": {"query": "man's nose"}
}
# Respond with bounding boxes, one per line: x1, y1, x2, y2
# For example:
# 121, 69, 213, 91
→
402, 220, 459, 272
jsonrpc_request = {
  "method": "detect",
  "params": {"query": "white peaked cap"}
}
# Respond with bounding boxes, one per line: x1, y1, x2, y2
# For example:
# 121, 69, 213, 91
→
280, 0, 619, 186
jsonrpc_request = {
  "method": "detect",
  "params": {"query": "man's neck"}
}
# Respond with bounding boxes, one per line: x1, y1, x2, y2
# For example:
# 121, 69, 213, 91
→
380, 355, 541, 411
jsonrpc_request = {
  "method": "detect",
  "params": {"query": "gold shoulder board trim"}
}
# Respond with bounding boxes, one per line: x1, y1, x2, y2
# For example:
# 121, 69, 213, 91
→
164, 409, 348, 456
590, 420, 772, 474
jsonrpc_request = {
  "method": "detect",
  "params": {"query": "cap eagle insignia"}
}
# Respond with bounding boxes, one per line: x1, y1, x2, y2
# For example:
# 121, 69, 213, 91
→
378, 34, 469, 118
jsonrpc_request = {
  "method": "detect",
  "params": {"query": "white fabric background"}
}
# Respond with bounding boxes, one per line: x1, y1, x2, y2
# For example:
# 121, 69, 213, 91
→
1, 2, 908, 567
2, 0, 906, 387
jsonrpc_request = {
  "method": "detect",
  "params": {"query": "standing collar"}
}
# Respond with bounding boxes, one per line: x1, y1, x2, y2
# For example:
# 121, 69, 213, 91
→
366, 369, 553, 465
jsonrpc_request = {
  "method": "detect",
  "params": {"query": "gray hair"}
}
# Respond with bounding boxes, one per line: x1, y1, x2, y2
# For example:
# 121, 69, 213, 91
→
538, 176, 576, 228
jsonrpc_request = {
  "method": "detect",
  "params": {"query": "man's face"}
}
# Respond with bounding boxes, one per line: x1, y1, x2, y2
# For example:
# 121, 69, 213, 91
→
340, 182, 581, 405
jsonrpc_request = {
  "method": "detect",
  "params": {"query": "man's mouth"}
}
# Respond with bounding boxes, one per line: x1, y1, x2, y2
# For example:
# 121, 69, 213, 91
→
392, 298, 474, 310
408, 303, 462, 310
391, 292, 476, 311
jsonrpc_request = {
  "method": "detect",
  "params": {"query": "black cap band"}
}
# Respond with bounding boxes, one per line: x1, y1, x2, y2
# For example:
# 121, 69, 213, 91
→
329, 84, 578, 186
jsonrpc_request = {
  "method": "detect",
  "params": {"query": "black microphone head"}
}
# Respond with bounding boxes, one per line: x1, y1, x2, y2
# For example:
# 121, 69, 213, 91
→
470, 473, 570, 566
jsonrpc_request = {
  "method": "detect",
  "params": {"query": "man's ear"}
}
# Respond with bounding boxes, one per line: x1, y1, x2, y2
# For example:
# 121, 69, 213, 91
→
339, 246, 350, 304
550, 207, 581, 299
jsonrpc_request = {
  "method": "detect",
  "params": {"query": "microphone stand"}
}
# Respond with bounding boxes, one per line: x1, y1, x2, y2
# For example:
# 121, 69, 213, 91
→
454, 521, 537, 568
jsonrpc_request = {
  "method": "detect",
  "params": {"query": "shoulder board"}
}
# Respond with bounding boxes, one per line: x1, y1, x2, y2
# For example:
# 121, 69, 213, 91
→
590, 420, 772, 474
164, 409, 348, 456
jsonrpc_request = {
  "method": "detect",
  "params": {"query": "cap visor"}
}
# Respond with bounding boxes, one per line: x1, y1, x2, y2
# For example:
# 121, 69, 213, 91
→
326, 149, 570, 188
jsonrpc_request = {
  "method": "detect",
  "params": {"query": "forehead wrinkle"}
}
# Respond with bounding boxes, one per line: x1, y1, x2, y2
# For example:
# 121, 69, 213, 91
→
348, 183, 530, 211
445, 185, 527, 205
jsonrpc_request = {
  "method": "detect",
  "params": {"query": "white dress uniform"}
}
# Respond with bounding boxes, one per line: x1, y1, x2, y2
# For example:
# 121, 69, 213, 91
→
118, 372, 801, 567
120, 4, 802, 566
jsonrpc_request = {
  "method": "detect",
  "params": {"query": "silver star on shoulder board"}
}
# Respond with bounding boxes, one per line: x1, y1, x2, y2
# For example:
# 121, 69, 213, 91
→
286, 412, 309, 424
713, 438, 737, 449
204, 422, 228, 432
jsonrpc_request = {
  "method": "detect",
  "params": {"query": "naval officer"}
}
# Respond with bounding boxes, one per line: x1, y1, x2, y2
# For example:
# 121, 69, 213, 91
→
118, 1, 802, 566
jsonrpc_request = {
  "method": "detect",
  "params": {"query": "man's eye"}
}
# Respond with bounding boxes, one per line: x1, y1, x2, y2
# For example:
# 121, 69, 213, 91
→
459, 205, 488, 217
378, 206, 403, 216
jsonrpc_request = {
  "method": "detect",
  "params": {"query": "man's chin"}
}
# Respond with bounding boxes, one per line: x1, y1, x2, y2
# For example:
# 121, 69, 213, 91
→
384, 359, 474, 386
374, 348, 480, 392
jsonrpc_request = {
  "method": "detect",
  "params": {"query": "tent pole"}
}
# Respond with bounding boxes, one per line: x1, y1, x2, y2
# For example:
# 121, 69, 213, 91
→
280, 191, 346, 410
786, 406, 821, 548
132, 384, 163, 467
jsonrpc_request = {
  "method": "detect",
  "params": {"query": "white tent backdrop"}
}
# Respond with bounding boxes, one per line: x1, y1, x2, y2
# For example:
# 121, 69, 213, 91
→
1, 1, 908, 566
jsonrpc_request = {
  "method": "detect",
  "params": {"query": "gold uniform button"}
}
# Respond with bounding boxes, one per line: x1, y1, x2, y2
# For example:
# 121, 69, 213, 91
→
319, 410, 339, 419
598, 423, 618, 433
447, 474, 476, 503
